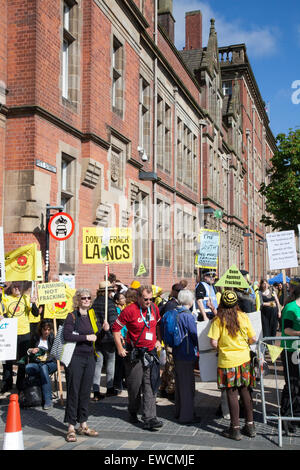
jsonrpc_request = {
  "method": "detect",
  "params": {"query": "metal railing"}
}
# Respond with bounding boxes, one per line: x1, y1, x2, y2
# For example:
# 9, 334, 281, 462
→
258, 336, 300, 447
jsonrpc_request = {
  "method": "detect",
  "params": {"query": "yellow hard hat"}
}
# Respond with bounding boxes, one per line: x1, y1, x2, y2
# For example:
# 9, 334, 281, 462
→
130, 280, 141, 289
152, 285, 162, 297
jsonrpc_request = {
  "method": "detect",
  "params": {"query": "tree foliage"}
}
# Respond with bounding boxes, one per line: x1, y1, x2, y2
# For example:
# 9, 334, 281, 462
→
259, 128, 300, 232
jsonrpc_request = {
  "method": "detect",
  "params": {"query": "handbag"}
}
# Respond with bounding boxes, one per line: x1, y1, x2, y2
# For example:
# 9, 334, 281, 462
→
19, 376, 43, 408
50, 313, 77, 367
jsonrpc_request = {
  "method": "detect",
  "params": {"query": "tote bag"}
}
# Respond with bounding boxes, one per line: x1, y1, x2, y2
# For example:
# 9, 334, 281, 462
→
50, 324, 76, 367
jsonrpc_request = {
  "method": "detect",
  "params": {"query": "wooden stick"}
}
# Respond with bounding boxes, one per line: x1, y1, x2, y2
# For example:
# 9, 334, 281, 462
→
105, 264, 108, 322
53, 317, 64, 405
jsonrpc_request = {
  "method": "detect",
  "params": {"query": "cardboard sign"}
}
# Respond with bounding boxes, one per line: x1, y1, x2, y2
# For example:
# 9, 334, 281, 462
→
37, 282, 66, 304
215, 264, 250, 289
266, 230, 298, 271
0, 318, 18, 361
82, 227, 132, 264
195, 229, 220, 269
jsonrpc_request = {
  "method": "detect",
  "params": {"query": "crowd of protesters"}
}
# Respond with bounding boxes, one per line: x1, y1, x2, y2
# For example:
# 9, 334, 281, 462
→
0, 269, 299, 442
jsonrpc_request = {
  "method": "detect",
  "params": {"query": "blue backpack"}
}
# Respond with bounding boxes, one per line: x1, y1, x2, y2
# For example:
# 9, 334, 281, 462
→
161, 307, 187, 347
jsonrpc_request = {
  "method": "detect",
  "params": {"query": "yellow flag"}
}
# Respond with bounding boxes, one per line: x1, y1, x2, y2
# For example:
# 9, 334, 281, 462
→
5, 243, 37, 281
267, 344, 283, 363
137, 263, 147, 276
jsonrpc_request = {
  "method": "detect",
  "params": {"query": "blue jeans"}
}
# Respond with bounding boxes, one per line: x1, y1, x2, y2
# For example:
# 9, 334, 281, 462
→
26, 362, 57, 406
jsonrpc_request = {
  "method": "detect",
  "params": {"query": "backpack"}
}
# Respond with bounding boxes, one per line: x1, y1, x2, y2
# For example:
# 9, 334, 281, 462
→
161, 307, 187, 347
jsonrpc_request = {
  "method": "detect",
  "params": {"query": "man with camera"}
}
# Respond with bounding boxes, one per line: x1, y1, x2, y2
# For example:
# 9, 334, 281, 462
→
112, 285, 163, 431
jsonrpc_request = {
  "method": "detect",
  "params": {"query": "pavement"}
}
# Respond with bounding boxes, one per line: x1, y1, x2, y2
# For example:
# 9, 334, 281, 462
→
0, 358, 300, 453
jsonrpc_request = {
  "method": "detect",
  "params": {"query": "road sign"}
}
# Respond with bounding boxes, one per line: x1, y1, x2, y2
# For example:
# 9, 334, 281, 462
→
48, 212, 74, 241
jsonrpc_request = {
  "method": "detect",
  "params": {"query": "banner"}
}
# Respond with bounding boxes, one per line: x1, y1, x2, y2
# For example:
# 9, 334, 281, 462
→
37, 282, 66, 305
82, 227, 132, 264
5, 243, 37, 281
0, 318, 18, 361
195, 229, 220, 269
0, 227, 5, 283
266, 230, 298, 271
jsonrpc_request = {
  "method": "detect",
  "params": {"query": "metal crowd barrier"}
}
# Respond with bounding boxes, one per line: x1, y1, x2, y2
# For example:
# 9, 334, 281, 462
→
258, 336, 300, 448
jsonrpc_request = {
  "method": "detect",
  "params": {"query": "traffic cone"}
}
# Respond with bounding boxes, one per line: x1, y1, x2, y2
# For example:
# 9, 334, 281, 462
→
3, 394, 24, 450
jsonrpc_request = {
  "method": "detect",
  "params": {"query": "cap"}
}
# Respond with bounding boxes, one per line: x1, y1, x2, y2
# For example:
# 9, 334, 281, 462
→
130, 280, 141, 289
98, 281, 114, 290
221, 290, 238, 308
202, 269, 216, 277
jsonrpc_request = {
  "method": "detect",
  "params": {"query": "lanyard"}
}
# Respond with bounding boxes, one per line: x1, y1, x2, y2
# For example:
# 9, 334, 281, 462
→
140, 307, 151, 329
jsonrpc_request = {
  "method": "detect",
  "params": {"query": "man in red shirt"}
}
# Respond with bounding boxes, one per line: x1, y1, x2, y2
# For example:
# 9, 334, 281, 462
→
112, 285, 163, 431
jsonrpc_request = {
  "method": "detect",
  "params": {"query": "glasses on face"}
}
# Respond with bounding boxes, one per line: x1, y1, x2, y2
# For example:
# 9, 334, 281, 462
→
143, 297, 153, 302
81, 296, 91, 301
42, 327, 51, 331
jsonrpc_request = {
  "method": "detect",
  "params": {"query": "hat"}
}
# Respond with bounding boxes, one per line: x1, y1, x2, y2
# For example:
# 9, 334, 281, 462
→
240, 270, 249, 276
221, 290, 238, 308
98, 281, 114, 290
202, 269, 216, 277
130, 280, 141, 289
152, 285, 163, 298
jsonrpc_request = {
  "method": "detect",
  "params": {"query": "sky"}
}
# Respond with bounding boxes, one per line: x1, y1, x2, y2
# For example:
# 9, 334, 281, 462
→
172, 0, 300, 139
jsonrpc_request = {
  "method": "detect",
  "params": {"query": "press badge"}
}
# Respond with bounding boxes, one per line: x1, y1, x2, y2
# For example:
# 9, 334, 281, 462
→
145, 332, 153, 341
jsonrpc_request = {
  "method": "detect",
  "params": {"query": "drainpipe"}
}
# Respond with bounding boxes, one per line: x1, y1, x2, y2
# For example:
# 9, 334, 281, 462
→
152, 0, 158, 285
173, 87, 178, 278
252, 105, 256, 280
246, 128, 251, 272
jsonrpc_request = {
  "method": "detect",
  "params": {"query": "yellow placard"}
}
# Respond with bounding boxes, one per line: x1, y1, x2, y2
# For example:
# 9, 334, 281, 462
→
82, 227, 132, 264
5, 243, 37, 281
267, 344, 283, 363
37, 282, 66, 305
215, 264, 250, 289
136, 263, 147, 276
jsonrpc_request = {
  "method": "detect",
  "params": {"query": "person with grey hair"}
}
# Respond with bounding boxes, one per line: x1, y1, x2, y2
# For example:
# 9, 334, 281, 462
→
171, 289, 200, 424
63, 288, 109, 442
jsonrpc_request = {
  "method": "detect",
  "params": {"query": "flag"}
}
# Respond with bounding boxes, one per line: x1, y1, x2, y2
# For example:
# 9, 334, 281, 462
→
267, 344, 283, 363
136, 263, 147, 276
5, 243, 37, 281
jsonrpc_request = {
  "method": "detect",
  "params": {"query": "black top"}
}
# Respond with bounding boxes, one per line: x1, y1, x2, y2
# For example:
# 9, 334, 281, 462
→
63, 310, 95, 356
92, 295, 118, 346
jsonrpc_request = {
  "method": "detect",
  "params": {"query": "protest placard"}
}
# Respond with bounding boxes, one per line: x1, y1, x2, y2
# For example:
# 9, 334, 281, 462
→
37, 282, 66, 304
0, 318, 18, 361
195, 229, 220, 269
266, 230, 298, 271
215, 264, 250, 289
82, 227, 132, 264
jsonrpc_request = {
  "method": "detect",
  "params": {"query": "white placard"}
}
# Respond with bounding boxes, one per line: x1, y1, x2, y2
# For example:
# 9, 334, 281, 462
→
0, 318, 18, 361
0, 227, 5, 283
199, 350, 218, 382
197, 320, 213, 351
59, 274, 75, 290
247, 311, 262, 351
266, 230, 298, 271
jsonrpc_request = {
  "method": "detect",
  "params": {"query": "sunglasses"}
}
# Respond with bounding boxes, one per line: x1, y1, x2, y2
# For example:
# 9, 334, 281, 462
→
42, 327, 51, 331
143, 297, 153, 302
81, 296, 91, 301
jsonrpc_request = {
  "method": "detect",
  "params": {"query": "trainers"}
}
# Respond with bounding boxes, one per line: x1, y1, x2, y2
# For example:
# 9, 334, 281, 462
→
222, 426, 242, 441
43, 403, 53, 410
242, 422, 256, 438
143, 418, 163, 431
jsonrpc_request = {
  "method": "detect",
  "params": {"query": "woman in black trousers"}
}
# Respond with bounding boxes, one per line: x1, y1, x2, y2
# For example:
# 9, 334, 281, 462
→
63, 288, 109, 442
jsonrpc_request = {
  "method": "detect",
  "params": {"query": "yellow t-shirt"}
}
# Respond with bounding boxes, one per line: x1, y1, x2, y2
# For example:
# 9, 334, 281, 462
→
2, 294, 32, 335
207, 311, 256, 368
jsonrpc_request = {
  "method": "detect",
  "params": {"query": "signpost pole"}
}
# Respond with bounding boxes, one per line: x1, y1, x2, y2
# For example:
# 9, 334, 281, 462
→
105, 263, 108, 322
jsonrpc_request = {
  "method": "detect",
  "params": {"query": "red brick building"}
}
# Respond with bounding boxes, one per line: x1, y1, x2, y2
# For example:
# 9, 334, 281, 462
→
0, 0, 276, 292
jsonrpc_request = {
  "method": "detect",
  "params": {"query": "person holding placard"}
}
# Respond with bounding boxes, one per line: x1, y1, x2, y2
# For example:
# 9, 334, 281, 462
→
195, 270, 218, 321
1, 281, 39, 393
208, 290, 257, 441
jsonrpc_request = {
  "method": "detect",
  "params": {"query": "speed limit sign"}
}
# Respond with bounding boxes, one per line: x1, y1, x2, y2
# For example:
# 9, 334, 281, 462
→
48, 212, 75, 241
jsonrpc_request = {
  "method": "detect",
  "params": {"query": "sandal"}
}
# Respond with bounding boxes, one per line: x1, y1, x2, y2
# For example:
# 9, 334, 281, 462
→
77, 426, 99, 437
66, 431, 77, 443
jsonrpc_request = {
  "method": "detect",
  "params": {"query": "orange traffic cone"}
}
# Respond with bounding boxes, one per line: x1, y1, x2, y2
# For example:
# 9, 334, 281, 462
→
3, 394, 24, 450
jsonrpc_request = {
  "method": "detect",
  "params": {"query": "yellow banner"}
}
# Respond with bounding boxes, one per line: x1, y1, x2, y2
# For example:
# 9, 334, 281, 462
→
37, 282, 66, 305
82, 227, 132, 264
267, 344, 283, 363
5, 243, 37, 281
